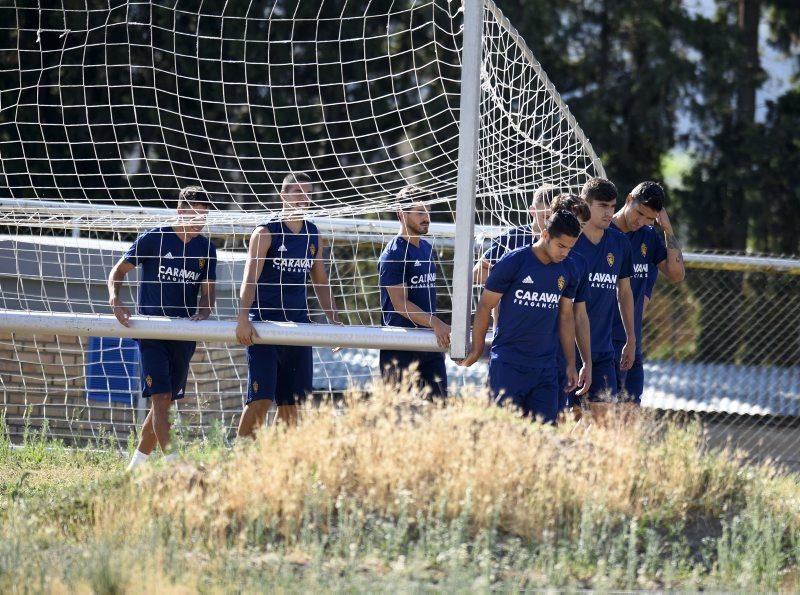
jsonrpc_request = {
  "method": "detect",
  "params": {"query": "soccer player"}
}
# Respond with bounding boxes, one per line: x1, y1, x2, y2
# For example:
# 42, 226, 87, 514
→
548, 193, 594, 413
235, 173, 340, 437
460, 210, 583, 424
108, 186, 217, 471
570, 178, 636, 419
472, 184, 560, 285
379, 186, 450, 397
610, 181, 685, 402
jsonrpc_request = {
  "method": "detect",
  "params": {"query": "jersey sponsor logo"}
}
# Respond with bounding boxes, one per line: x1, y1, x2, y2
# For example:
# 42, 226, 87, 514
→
158, 265, 202, 282
607, 252, 615, 267
145, 375, 153, 388
414, 260, 422, 267
640, 243, 647, 257
410, 272, 436, 286
633, 262, 649, 279
588, 271, 618, 289
513, 288, 561, 309
272, 258, 314, 273
558, 275, 566, 291
199, 258, 205, 270
277, 244, 288, 252
164, 251, 174, 259
522, 275, 534, 284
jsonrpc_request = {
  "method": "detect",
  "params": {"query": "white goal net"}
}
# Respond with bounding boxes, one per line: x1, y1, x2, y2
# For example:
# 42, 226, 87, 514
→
0, 0, 603, 445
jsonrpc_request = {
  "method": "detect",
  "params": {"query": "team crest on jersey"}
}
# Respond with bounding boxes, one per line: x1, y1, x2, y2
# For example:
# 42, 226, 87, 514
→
252, 381, 259, 394
145, 375, 153, 388
198, 258, 205, 270
557, 275, 566, 291
640, 243, 647, 257
607, 252, 615, 267
309, 244, 316, 257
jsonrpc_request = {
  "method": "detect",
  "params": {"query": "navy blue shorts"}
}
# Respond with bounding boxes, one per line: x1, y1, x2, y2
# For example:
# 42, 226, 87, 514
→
379, 350, 447, 398
138, 339, 196, 400
614, 341, 644, 403
489, 359, 558, 424
246, 344, 313, 406
573, 350, 618, 404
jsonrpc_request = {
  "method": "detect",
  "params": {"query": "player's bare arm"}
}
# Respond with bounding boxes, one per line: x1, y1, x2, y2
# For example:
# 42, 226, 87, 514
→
656, 208, 685, 282
191, 280, 216, 321
460, 288, 502, 367
617, 277, 636, 370
236, 226, 271, 346
385, 284, 450, 349
108, 258, 136, 327
472, 257, 492, 286
574, 301, 592, 396
558, 297, 579, 392
310, 240, 341, 324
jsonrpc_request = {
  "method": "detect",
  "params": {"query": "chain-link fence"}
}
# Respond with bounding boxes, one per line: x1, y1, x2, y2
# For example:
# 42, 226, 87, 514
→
1, 243, 798, 470
642, 252, 800, 470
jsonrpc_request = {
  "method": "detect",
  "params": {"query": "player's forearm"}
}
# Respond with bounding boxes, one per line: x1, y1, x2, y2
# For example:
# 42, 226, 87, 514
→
107, 267, 126, 302
663, 231, 686, 282
617, 288, 636, 348
395, 299, 440, 328
199, 285, 216, 313
313, 284, 339, 323
575, 307, 591, 367
471, 302, 492, 352
558, 310, 577, 369
237, 282, 257, 320
472, 259, 490, 286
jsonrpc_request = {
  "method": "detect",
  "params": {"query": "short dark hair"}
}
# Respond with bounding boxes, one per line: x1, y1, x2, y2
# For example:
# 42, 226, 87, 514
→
397, 185, 436, 211
177, 185, 211, 209
533, 184, 560, 208
580, 177, 617, 204
546, 209, 581, 239
629, 181, 665, 212
551, 193, 590, 223
281, 172, 313, 193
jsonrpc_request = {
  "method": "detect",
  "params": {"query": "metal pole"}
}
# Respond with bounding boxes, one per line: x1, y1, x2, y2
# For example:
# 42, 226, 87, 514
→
450, 0, 483, 360
0, 310, 444, 352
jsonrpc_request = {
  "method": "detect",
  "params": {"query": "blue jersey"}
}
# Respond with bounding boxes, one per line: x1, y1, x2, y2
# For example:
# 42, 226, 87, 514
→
645, 267, 659, 299
570, 228, 633, 355
379, 236, 438, 328
124, 226, 217, 318
609, 222, 667, 352
251, 220, 319, 323
482, 224, 535, 265
486, 246, 579, 369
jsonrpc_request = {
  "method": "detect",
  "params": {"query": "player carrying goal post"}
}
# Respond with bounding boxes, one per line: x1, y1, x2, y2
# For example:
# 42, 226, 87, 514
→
235, 173, 341, 437
107, 187, 217, 471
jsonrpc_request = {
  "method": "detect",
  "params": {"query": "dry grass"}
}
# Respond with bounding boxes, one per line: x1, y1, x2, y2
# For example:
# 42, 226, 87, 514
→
123, 382, 798, 545
2, 384, 799, 591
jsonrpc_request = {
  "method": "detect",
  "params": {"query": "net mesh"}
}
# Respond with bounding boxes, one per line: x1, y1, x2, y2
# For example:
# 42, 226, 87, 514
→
0, 0, 602, 446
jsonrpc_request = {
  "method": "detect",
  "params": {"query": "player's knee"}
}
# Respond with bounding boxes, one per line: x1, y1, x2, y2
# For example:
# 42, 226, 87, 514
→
151, 392, 172, 408
244, 399, 271, 416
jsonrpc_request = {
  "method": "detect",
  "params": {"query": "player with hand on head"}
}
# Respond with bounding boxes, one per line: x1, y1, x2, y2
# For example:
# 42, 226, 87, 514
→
236, 173, 340, 437
108, 185, 217, 471
610, 181, 685, 402
460, 210, 583, 424
379, 186, 450, 398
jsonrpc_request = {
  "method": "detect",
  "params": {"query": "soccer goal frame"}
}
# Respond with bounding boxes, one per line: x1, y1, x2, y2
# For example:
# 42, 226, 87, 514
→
0, 0, 605, 359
